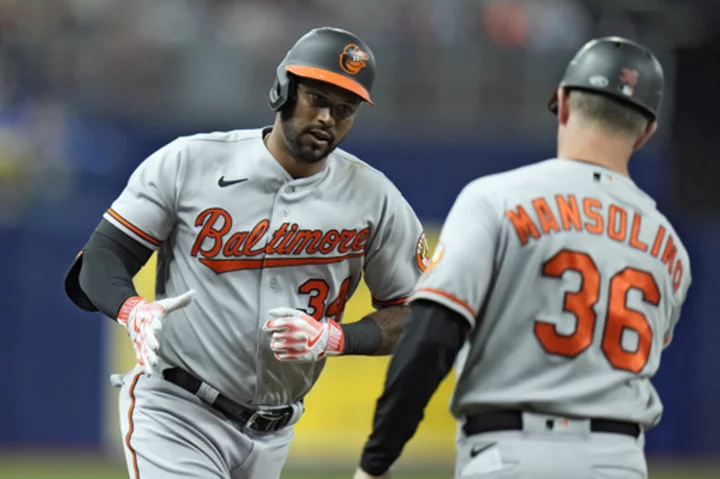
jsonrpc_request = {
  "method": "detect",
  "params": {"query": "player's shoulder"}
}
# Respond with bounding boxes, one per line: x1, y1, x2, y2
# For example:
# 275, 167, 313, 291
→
460, 159, 560, 198
150, 129, 264, 167
653, 205, 689, 256
329, 147, 401, 193
329, 147, 383, 177
648, 204, 693, 293
175, 128, 262, 149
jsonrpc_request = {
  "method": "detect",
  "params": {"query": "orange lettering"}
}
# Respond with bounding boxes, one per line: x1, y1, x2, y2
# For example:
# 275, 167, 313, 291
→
608, 205, 627, 242
661, 235, 677, 274
556, 194, 582, 231
351, 228, 371, 251
506, 206, 541, 246
243, 220, 269, 256
266, 223, 290, 254
583, 198, 603, 235
319, 230, 341, 254
337, 230, 358, 254
276, 224, 299, 255
672, 260, 683, 292
192, 211, 371, 274
223, 232, 248, 257
533, 198, 561, 234
192, 208, 232, 257
651, 226, 665, 257
291, 230, 323, 254
629, 213, 648, 252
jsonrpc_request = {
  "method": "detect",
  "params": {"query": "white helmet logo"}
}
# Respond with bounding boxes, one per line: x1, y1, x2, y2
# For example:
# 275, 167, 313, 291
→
589, 75, 609, 87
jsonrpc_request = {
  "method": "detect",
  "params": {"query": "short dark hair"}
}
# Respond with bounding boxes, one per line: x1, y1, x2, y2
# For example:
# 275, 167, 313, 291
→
568, 90, 650, 139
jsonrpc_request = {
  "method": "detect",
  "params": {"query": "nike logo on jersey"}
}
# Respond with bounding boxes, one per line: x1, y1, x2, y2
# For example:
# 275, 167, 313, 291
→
470, 442, 497, 458
218, 176, 248, 187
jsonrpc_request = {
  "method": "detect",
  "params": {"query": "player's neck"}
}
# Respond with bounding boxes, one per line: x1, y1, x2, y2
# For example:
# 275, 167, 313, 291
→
558, 125, 632, 177
264, 127, 326, 179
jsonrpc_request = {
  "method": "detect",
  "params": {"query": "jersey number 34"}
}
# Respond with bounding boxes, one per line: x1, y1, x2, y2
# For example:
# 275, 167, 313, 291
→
297, 277, 352, 322
537, 249, 660, 373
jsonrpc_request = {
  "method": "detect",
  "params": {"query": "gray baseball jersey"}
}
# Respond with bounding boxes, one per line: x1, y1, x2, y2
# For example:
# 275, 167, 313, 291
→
104, 127, 428, 406
409, 158, 691, 428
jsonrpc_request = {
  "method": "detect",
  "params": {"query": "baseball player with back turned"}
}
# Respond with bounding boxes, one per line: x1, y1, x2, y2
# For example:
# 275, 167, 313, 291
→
353, 37, 691, 479
63, 27, 430, 479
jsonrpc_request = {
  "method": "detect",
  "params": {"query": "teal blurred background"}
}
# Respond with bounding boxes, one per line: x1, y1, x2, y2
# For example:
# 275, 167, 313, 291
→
1, 0, 719, 477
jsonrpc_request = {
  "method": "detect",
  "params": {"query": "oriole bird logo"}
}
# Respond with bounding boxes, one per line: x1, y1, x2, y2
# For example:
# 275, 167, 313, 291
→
339, 44, 370, 75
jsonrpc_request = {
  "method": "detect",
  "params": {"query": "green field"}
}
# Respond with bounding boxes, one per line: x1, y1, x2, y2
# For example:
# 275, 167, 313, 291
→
0, 454, 718, 479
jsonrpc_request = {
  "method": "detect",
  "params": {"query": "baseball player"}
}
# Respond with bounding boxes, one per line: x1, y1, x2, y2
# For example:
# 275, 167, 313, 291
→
63, 27, 430, 479
353, 37, 691, 479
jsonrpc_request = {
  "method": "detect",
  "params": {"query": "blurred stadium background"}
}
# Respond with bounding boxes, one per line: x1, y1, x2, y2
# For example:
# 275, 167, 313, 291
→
1, 0, 719, 478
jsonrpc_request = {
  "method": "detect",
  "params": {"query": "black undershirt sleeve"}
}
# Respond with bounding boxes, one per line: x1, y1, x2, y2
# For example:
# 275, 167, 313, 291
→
342, 317, 382, 355
359, 299, 470, 476
78, 218, 154, 319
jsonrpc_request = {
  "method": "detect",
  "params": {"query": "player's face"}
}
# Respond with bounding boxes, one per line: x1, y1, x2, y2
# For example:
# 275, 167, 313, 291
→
281, 80, 361, 164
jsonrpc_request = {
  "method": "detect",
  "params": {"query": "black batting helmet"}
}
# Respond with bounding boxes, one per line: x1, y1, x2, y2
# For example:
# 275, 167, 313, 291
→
548, 36, 664, 121
269, 27, 376, 111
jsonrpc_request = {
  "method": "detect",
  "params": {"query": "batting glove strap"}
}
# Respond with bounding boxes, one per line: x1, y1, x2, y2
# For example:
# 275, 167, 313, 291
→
117, 296, 145, 327
323, 319, 345, 357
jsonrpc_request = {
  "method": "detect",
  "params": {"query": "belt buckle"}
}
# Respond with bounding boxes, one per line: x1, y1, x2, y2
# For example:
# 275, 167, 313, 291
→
245, 409, 288, 433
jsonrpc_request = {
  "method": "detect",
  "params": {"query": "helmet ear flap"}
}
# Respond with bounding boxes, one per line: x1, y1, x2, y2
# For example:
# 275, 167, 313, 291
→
269, 66, 297, 111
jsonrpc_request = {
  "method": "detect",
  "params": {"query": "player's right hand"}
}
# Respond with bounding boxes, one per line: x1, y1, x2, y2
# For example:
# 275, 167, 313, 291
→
117, 290, 195, 377
263, 307, 345, 362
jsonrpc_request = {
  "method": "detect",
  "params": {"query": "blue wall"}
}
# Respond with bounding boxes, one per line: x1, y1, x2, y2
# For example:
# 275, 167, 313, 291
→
1, 121, 716, 455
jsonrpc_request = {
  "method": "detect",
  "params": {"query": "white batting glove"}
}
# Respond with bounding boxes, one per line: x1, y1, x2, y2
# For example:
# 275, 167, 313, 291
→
117, 290, 195, 376
263, 307, 345, 362
353, 468, 392, 479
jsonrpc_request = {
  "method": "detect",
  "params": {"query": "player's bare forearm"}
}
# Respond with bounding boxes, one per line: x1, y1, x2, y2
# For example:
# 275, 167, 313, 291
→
342, 305, 409, 356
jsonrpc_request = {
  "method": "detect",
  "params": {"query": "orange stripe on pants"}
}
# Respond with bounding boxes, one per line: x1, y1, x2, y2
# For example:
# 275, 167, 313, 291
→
125, 372, 143, 479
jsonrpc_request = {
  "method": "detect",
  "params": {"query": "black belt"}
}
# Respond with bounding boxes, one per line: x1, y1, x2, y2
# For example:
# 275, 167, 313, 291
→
163, 368, 294, 434
463, 410, 641, 438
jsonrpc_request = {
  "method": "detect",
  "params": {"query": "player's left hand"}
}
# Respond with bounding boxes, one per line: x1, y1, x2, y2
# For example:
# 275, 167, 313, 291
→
352, 467, 392, 479
263, 307, 345, 362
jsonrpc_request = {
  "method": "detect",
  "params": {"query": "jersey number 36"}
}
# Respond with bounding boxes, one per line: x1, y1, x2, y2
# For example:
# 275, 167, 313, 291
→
537, 249, 660, 373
